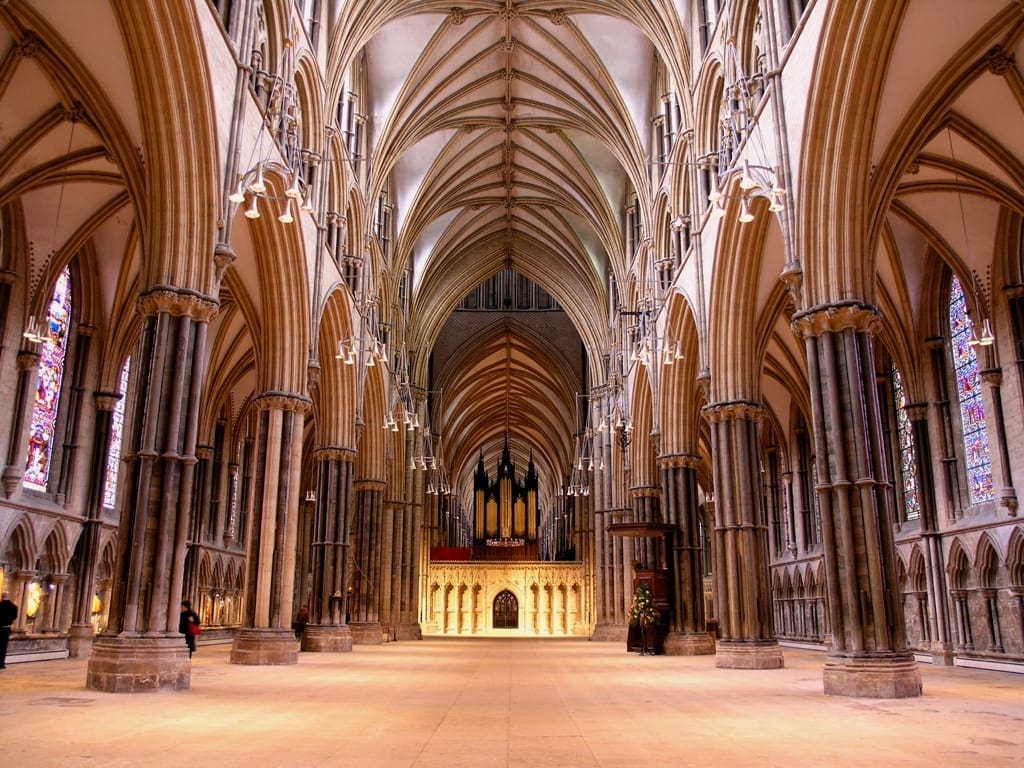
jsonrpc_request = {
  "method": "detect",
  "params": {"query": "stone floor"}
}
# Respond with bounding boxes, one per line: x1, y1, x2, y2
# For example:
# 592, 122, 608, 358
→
0, 638, 1022, 767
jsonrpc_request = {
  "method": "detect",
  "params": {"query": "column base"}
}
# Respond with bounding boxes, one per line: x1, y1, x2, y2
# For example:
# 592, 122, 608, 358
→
230, 628, 298, 665
68, 623, 95, 659
929, 642, 955, 666
86, 635, 190, 692
301, 625, 353, 653
590, 623, 627, 642
393, 622, 422, 641
823, 652, 922, 698
715, 639, 785, 669
663, 631, 716, 656
348, 622, 383, 645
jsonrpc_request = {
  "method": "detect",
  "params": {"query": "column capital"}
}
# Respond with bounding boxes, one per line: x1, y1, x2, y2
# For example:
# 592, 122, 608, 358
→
354, 478, 386, 492
1004, 283, 1024, 299
92, 390, 123, 411
17, 349, 41, 370
791, 301, 882, 338
980, 368, 1002, 386
0, 269, 15, 285
904, 403, 929, 421
629, 485, 660, 498
136, 286, 219, 322
702, 399, 765, 423
657, 452, 701, 470
254, 391, 312, 414
312, 446, 357, 463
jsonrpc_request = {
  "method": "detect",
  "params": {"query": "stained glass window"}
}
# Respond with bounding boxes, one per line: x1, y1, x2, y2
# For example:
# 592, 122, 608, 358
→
891, 363, 920, 520
24, 267, 72, 491
102, 357, 131, 508
949, 275, 994, 503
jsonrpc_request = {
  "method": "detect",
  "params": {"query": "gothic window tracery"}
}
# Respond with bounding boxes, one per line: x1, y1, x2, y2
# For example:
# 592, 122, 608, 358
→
949, 275, 994, 504
891, 362, 920, 520
102, 357, 131, 508
24, 266, 72, 491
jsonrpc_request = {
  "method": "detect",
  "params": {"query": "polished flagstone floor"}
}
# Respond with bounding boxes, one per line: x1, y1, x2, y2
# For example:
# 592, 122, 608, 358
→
0, 638, 1022, 767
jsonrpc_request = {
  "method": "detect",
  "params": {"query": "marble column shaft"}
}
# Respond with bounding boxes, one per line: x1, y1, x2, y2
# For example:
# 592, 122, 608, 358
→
660, 455, 707, 636
795, 303, 921, 697
704, 400, 781, 669
242, 393, 308, 630
86, 290, 216, 692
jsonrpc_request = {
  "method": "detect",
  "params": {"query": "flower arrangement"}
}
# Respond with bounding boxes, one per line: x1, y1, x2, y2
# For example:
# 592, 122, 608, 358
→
628, 583, 661, 627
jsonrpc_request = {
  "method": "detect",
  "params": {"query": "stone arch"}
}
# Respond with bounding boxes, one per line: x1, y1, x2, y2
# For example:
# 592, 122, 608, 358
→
3, 520, 38, 571
908, 545, 927, 593
947, 538, 971, 590
492, 588, 519, 629
975, 534, 1002, 590
111, 2, 220, 293
312, 286, 359, 448
1008, 527, 1024, 588
659, 291, 703, 455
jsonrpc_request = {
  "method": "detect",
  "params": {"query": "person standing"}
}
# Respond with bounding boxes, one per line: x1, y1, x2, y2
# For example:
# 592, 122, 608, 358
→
0, 591, 18, 668
292, 604, 310, 639
178, 600, 200, 658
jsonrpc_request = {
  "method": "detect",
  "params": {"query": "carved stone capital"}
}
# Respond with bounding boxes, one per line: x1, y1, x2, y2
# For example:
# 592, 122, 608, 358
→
307, 360, 321, 392
903, 403, 928, 421
0, 270, 15, 286
93, 390, 123, 411
214, 243, 236, 284
312, 446, 357, 463
981, 368, 1002, 386
254, 391, 312, 414
629, 485, 660, 498
17, 349, 41, 370
136, 287, 219, 322
196, 445, 214, 461
657, 452, 701, 470
791, 302, 882, 338
702, 400, 765, 423
354, 478, 387, 492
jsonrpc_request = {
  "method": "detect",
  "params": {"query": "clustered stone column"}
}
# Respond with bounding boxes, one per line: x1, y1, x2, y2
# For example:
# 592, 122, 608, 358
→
905, 403, 954, 664
303, 446, 355, 652
659, 453, 715, 655
348, 478, 385, 643
231, 392, 309, 665
86, 289, 216, 692
703, 401, 783, 669
793, 302, 921, 697
68, 390, 122, 658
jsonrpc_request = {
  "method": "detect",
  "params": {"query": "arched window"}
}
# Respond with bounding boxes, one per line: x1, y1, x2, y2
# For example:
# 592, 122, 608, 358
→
949, 275, 994, 504
24, 266, 72, 490
102, 357, 131, 508
493, 590, 518, 629
891, 362, 920, 520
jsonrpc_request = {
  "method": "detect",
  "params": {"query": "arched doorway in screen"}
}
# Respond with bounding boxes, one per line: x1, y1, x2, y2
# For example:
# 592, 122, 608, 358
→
493, 590, 518, 629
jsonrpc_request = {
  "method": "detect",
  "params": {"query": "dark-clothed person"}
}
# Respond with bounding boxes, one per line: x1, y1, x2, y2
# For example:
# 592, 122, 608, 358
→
0, 592, 18, 669
179, 600, 200, 658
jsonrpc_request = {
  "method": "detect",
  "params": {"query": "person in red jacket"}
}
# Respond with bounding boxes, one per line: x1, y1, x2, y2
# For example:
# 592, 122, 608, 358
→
178, 600, 200, 658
